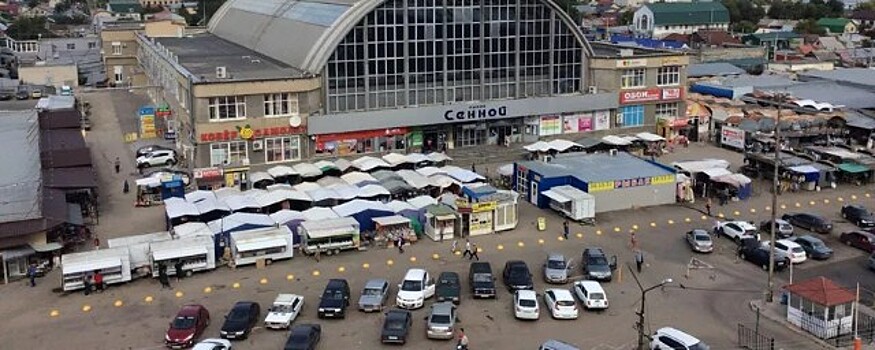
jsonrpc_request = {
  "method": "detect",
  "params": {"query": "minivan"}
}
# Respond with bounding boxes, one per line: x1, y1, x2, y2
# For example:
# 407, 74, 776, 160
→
396, 268, 435, 309
468, 262, 496, 298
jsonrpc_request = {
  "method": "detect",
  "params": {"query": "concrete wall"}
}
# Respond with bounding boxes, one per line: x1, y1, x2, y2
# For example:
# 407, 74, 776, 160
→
144, 20, 185, 38
690, 46, 766, 64
19, 64, 78, 87
590, 183, 675, 212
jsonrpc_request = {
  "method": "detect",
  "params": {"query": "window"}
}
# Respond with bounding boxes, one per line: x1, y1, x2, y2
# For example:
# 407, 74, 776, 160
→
88, 42, 97, 49
111, 42, 122, 55
209, 141, 248, 166
263, 93, 299, 117
621, 68, 645, 89
655, 103, 679, 119
66, 43, 75, 50
264, 136, 302, 163
620, 105, 644, 127
113, 66, 123, 84
208, 96, 247, 120
657, 66, 680, 86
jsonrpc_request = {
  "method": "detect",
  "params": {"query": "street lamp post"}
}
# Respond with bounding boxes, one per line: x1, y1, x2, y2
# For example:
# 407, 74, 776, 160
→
630, 265, 673, 350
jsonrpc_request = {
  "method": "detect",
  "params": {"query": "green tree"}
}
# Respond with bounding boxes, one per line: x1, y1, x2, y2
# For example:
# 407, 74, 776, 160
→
6, 16, 53, 40
619, 10, 634, 25
723, 0, 766, 24
794, 19, 826, 34
732, 20, 758, 33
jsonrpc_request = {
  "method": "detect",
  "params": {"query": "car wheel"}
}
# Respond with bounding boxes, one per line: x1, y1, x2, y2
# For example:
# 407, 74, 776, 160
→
846, 240, 853, 246
734, 236, 741, 244
842, 212, 847, 219
265, 259, 273, 265
185, 270, 193, 277
165, 160, 173, 166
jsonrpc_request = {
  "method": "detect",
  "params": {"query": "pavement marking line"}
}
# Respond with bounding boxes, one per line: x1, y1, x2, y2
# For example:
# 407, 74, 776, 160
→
49, 310, 59, 317
203, 286, 212, 294
312, 270, 321, 276
232, 282, 241, 289
82, 305, 91, 312
175, 291, 184, 298
144, 296, 154, 303
362, 263, 370, 269
114, 300, 123, 307
338, 266, 346, 273
286, 274, 295, 280
409, 256, 417, 262
260, 278, 269, 284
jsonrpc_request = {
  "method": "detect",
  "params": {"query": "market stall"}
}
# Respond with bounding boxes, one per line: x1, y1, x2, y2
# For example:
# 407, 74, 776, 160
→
267, 165, 301, 185
541, 185, 595, 223
135, 177, 163, 207
787, 165, 821, 191
191, 197, 231, 222
314, 160, 343, 177
357, 184, 392, 202
712, 173, 753, 200
373, 215, 416, 248
107, 232, 172, 278
164, 197, 200, 228
423, 204, 459, 242
341, 171, 380, 187
298, 217, 361, 255
249, 171, 275, 189
150, 236, 216, 277
61, 247, 132, 292
331, 199, 394, 232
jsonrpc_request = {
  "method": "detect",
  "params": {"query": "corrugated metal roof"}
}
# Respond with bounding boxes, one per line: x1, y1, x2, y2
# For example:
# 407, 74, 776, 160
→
517, 152, 675, 182
687, 63, 745, 78
644, 2, 730, 26
0, 110, 41, 224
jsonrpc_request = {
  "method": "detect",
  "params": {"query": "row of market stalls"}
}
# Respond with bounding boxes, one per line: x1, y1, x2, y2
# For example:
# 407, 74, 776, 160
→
672, 159, 753, 202
522, 132, 668, 161
743, 146, 875, 189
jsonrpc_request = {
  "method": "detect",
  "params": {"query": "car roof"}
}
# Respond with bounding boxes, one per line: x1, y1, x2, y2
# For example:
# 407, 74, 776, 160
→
404, 268, 427, 279
690, 229, 710, 235
656, 327, 701, 344
364, 278, 388, 288
507, 260, 528, 267
728, 221, 756, 228
291, 324, 318, 334
575, 280, 605, 292
775, 239, 801, 248
431, 302, 455, 313
796, 235, 821, 243
547, 288, 574, 300
584, 247, 606, 256
178, 304, 205, 316
516, 289, 538, 299
438, 271, 459, 280
386, 309, 410, 318
547, 253, 565, 260
852, 231, 875, 238
326, 279, 348, 288
232, 301, 257, 309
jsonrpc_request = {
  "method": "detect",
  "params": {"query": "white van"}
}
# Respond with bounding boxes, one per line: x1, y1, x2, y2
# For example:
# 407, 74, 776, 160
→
572, 280, 609, 310
231, 226, 294, 266
107, 231, 172, 278
395, 268, 435, 309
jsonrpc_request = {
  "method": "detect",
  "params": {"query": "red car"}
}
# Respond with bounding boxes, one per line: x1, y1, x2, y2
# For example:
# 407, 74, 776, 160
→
165, 304, 210, 349
839, 231, 875, 253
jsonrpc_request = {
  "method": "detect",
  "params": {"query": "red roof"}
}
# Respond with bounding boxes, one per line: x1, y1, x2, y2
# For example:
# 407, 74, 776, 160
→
786, 277, 855, 306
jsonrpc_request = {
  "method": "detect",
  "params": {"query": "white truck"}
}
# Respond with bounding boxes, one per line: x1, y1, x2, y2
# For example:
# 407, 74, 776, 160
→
61, 247, 132, 292
264, 293, 305, 330
107, 231, 172, 278
230, 226, 294, 267
150, 236, 216, 277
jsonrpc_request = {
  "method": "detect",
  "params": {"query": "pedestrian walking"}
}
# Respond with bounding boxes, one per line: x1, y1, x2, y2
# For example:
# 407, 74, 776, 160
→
114, 157, 120, 174
630, 232, 638, 250
705, 198, 712, 216
471, 162, 476, 173
462, 239, 472, 259
397, 236, 405, 254
451, 239, 458, 253
94, 270, 104, 292
562, 219, 570, 240
470, 243, 480, 261
439, 225, 445, 242
123, 179, 130, 194
83, 275, 93, 295
27, 263, 36, 287
158, 264, 171, 289
457, 327, 469, 350
635, 250, 644, 273
314, 244, 321, 262
93, 235, 100, 250
174, 260, 184, 282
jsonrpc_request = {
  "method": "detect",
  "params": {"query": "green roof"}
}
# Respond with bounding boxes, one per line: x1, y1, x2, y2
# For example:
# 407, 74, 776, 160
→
837, 163, 870, 174
816, 18, 851, 33
107, 0, 142, 13
645, 2, 730, 26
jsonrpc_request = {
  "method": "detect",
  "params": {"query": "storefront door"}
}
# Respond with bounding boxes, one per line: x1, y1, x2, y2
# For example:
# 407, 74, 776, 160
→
530, 181, 538, 204
423, 130, 448, 153
454, 123, 487, 148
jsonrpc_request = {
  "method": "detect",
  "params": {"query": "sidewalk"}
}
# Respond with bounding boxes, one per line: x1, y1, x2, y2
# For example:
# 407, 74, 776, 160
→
750, 299, 875, 350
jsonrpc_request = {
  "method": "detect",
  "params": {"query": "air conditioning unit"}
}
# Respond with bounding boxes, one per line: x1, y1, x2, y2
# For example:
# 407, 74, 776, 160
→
251, 140, 264, 151
609, 149, 619, 156
587, 86, 598, 94
216, 66, 227, 79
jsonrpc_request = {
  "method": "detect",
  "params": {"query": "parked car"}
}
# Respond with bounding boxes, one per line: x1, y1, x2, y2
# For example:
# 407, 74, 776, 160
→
137, 149, 178, 168
30, 89, 42, 99
572, 280, 608, 310
15, 90, 28, 100
513, 289, 540, 320
738, 239, 788, 271
426, 302, 457, 339
842, 204, 875, 228
543, 253, 572, 284
581, 247, 617, 281
396, 268, 435, 309
358, 278, 390, 312
165, 304, 210, 349
137, 144, 175, 158
759, 219, 794, 238
790, 235, 833, 260
503, 260, 534, 291
761, 240, 807, 264
264, 294, 304, 330
685, 229, 713, 253
380, 309, 412, 344
220, 301, 260, 340
469, 262, 496, 298
539, 339, 581, 350
650, 327, 709, 350
144, 169, 192, 187
782, 212, 833, 234
284, 324, 321, 350
435, 271, 461, 304
713, 220, 760, 243
839, 231, 875, 253
318, 279, 350, 319
0, 92, 13, 100
543, 289, 578, 320
192, 339, 232, 350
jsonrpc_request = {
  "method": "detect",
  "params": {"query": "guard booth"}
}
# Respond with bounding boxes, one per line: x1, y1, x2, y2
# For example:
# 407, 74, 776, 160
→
423, 204, 459, 242
785, 277, 855, 339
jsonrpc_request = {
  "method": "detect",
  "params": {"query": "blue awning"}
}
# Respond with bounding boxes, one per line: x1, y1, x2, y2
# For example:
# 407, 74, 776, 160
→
690, 83, 734, 99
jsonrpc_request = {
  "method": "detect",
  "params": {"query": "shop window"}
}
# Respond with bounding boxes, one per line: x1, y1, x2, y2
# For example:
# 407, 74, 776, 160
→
620, 68, 645, 89
657, 66, 680, 86
208, 96, 247, 121
655, 102, 679, 119
210, 141, 248, 166
263, 93, 299, 117
620, 105, 644, 127
265, 136, 302, 163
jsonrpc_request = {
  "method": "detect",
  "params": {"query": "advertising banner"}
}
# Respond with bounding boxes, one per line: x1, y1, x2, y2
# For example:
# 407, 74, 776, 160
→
562, 114, 594, 133
620, 88, 661, 104
539, 115, 562, 136
721, 126, 745, 150
138, 106, 157, 139
594, 110, 610, 130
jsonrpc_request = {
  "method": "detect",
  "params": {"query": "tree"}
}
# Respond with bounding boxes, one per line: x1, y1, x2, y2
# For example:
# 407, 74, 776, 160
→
722, 0, 766, 25
794, 19, 826, 34
6, 16, 53, 40
732, 20, 758, 34
619, 10, 634, 25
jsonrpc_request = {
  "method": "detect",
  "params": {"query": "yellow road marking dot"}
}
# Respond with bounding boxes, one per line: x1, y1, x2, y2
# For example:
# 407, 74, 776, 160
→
49, 310, 60, 317
576, 233, 583, 238
114, 300, 123, 307
362, 263, 370, 269
175, 291, 184, 298
432, 253, 440, 260
386, 259, 394, 266
823, 199, 830, 204
866, 193, 871, 198
82, 305, 91, 312
409, 256, 417, 263
517, 241, 525, 247
701, 215, 708, 220
312, 270, 321, 276
539, 238, 546, 244
684, 217, 691, 223
497, 244, 505, 250
613, 227, 621, 232
838, 197, 844, 202
733, 211, 740, 216
477, 247, 483, 253
795, 203, 801, 207
717, 213, 725, 218
260, 278, 269, 284
337, 266, 346, 273
650, 222, 657, 227
454, 250, 462, 256
809, 201, 816, 206
765, 206, 771, 211
232, 282, 241, 289
557, 236, 565, 241
668, 219, 675, 225
632, 224, 639, 230
852, 195, 858, 200
596, 230, 603, 235
780, 204, 787, 209
144, 296, 154, 303
750, 208, 757, 213
286, 274, 295, 280
203, 287, 212, 293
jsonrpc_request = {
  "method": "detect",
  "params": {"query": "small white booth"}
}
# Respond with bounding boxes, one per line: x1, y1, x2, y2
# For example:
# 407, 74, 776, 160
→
541, 185, 595, 223
150, 236, 216, 277
299, 217, 361, 255
107, 231, 172, 278
785, 277, 856, 339
423, 204, 459, 242
230, 226, 295, 266
61, 247, 132, 292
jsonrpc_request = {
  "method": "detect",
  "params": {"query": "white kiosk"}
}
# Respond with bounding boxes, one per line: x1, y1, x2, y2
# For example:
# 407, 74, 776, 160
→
107, 231, 172, 278
541, 185, 595, 223
299, 217, 361, 255
61, 247, 132, 292
423, 204, 459, 241
150, 236, 216, 277
230, 226, 294, 266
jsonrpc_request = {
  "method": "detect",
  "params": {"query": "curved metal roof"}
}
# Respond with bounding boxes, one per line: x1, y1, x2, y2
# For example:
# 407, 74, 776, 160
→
209, 0, 592, 74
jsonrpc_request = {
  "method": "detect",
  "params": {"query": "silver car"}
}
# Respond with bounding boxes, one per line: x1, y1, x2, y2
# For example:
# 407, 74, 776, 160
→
543, 253, 572, 284
685, 229, 713, 253
426, 302, 456, 340
358, 278, 390, 312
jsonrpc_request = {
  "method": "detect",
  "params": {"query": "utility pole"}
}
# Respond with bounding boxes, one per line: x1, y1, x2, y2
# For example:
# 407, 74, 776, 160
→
629, 265, 673, 350
767, 93, 786, 303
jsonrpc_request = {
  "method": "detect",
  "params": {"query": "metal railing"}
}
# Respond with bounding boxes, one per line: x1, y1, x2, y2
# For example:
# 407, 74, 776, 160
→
738, 323, 775, 350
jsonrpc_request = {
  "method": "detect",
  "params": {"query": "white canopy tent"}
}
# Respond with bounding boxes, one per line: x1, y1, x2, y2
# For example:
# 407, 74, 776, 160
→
223, 194, 261, 212
341, 171, 379, 186
301, 207, 341, 221
293, 163, 323, 178
352, 156, 391, 171
269, 209, 305, 225
407, 195, 438, 209
185, 190, 216, 203
427, 152, 452, 163
547, 139, 582, 152
636, 132, 665, 142
602, 135, 633, 146
442, 166, 485, 183
358, 184, 391, 198
172, 222, 213, 239
164, 197, 199, 219
249, 171, 274, 185
416, 166, 446, 178
523, 141, 552, 152
396, 169, 431, 189
267, 165, 298, 178
382, 153, 411, 167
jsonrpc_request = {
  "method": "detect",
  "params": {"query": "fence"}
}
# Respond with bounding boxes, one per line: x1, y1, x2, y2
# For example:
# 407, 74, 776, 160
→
829, 313, 875, 347
738, 323, 776, 350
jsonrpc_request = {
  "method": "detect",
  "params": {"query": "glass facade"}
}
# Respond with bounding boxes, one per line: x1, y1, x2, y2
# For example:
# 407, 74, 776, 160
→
325, 0, 585, 113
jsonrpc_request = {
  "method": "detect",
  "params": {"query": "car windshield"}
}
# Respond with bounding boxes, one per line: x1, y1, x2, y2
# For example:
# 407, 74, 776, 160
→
590, 292, 605, 300
473, 273, 492, 283
588, 256, 608, 265
430, 314, 451, 323
323, 290, 344, 300
290, 332, 309, 343
689, 341, 710, 350
401, 280, 422, 291
440, 278, 458, 286
791, 247, 805, 253
172, 316, 196, 329
386, 319, 406, 330
780, 223, 792, 229
557, 300, 575, 307
519, 299, 537, 307
363, 288, 383, 296
811, 241, 826, 248
547, 260, 565, 269
509, 268, 528, 277
695, 234, 710, 241
228, 308, 249, 321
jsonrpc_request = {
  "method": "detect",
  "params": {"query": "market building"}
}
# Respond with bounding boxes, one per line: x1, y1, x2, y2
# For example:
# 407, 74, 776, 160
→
632, 2, 730, 39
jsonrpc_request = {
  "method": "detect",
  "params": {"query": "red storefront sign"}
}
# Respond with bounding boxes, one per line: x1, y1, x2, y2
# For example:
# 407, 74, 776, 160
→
193, 167, 223, 179
620, 88, 661, 104
315, 128, 408, 143
200, 125, 305, 142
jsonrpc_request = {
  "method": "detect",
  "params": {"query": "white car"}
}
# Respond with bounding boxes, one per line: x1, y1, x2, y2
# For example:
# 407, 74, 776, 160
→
762, 239, 807, 264
137, 149, 177, 168
396, 268, 435, 309
543, 288, 578, 320
572, 280, 608, 310
513, 289, 540, 320
650, 327, 709, 350
193, 338, 232, 350
713, 220, 760, 243
264, 294, 304, 329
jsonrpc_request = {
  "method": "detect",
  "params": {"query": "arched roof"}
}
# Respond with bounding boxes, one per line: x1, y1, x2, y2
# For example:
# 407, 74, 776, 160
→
209, 0, 593, 74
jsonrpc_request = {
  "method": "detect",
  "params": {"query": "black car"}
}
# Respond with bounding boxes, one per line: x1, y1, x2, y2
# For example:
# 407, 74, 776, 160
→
842, 204, 875, 228
436, 271, 461, 304
136, 144, 174, 158
15, 90, 28, 100
0, 92, 13, 100
468, 262, 496, 298
502, 260, 534, 291
380, 309, 412, 344
782, 212, 833, 234
790, 235, 833, 260
318, 279, 350, 319
581, 247, 617, 281
220, 301, 260, 340
738, 239, 788, 271
284, 324, 321, 350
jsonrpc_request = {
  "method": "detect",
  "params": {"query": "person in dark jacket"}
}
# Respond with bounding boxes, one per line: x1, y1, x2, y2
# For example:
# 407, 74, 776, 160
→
27, 264, 36, 287
174, 261, 184, 282
158, 264, 171, 289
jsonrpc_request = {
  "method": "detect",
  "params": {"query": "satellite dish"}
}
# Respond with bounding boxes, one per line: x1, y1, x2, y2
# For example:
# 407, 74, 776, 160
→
289, 115, 302, 127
